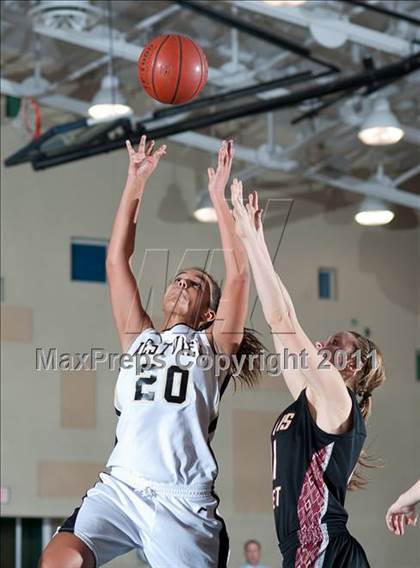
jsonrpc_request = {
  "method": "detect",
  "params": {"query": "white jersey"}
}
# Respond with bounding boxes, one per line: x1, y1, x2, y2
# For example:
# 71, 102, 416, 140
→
106, 323, 231, 486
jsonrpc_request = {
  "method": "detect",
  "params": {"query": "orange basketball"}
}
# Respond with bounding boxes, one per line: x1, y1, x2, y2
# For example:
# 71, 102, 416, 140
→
138, 34, 208, 105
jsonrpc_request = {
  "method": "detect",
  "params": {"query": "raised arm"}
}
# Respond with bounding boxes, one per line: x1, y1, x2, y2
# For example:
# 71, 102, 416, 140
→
106, 136, 166, 352
206, 141, 250, 356
230, 182, 350, 413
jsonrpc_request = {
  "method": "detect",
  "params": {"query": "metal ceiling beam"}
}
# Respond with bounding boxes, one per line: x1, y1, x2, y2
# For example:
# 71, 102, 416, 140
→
151, 70, 322, 120
32, 24, 223, 82
231, 0, 416, 57
174, 0, 339, 72
393, 163, 420, 186
306, 172, 420, 210
0, 78, 90, 115
340, 0, 420, 27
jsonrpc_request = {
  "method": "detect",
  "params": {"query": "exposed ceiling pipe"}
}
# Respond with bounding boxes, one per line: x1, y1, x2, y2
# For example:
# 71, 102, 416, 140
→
231, 0, 415, 56
168, 130, 301, 171
340, 0, 420, 27
133, 5, 180, 31
393, 163, 420, 186
174, 0, 339, 72
306, 171, 420, 211
151, 70, 319, 120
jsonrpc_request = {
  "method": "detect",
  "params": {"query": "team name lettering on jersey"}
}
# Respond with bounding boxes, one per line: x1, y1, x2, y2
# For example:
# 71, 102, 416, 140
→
273, 412, 295, 434
273, 485, 282, 509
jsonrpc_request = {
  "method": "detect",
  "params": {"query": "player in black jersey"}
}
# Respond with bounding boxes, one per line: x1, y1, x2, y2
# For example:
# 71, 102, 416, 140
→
230, 182, 387, 567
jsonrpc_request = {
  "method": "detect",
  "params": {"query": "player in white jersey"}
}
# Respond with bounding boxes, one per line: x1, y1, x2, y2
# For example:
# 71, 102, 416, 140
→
39, 138, 265, 568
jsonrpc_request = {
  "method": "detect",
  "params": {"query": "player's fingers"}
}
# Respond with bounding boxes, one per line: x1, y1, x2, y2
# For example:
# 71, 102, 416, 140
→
398, 515, 405, 535
138, 134, 147, 154
250, 191, 258, 211
218, 141, 224, 166
126, 139, 134, 154
235, 180, 244, 208
230, 179, 239, 204
256, 209, 263, 229
394, 514, 402, 535
254, 190, 259, 210
155, 145, 167, 160
385, 514, 394, 533
227, 139, 234, 160
146, 140, 155, 155
238, 180, 243, 203
224, 140, 232, 166
207, 167, 215, 180
391, 514, 399, 535
231, 180, 243, 210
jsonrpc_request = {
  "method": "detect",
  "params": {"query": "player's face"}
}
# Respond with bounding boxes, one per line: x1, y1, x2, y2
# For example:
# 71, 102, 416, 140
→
245, 542, 261, 564
315, 331, 357, 378
164, 269, 212, 324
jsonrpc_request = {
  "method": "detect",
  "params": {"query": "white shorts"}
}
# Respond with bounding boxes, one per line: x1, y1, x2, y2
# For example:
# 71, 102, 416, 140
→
55, 470, 229, 567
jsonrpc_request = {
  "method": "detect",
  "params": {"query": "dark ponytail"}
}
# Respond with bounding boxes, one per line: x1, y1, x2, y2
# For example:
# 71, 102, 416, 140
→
191, 267, 267, 389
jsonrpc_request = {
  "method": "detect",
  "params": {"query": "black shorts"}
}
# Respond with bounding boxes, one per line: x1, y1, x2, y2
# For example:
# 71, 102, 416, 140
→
281, 532, 370, 567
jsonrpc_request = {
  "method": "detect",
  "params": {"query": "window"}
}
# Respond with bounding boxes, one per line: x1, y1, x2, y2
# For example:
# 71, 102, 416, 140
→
318, 267, 337, 300
71, 238, 107, 283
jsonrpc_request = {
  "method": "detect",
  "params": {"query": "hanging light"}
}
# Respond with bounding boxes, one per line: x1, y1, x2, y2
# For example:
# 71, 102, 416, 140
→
263, 0, 306, 6
358, 98, 404, 146
193, 192, 217, 223
88, 74, 132, 120
88, 1, 132, 121
355, 197, 394, 226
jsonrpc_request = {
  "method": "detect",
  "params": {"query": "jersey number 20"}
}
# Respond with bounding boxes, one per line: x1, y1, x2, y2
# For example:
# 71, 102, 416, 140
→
135, 365, 189, 404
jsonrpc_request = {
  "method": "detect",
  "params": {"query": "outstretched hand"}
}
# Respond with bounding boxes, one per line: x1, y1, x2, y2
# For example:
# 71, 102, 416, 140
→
230, 178, 263, 241
207, 139, 234, 196
386, 499, 418, 536
126, 135, 167, 182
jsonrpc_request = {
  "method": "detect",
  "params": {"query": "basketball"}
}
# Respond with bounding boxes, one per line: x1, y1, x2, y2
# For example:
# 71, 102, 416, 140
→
138, 34, 208, 105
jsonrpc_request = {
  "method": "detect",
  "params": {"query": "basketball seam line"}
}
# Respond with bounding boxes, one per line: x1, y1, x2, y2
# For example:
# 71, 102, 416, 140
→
171, 35, 183, 105
190, 41, 204, 101
152, 35, 170, 101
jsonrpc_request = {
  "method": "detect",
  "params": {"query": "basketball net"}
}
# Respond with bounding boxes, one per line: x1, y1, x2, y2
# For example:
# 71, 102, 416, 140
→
12, 97, 42, 142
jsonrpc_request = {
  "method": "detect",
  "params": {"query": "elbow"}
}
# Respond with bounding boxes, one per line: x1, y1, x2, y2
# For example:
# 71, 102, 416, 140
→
106, 256, 129, 274
267, 311, 294, 333
105, 256, 119, 272
106, 250, 133, 270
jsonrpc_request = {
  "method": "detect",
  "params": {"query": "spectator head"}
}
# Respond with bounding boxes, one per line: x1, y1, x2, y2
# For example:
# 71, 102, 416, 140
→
244, 539, 261, 566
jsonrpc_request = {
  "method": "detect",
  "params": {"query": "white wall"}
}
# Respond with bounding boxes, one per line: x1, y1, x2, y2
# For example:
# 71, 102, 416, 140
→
1, 124, 419, 567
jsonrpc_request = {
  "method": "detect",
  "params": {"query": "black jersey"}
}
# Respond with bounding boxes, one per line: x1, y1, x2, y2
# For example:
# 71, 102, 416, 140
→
271, 387, 370, 568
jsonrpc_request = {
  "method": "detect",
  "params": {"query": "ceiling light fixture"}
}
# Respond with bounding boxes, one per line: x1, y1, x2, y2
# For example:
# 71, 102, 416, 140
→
354, 197, 395, 226
88, 75, 132, 119
193, 192, 217, 223
358, 98, 404, 146
88, 1, 132, 121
